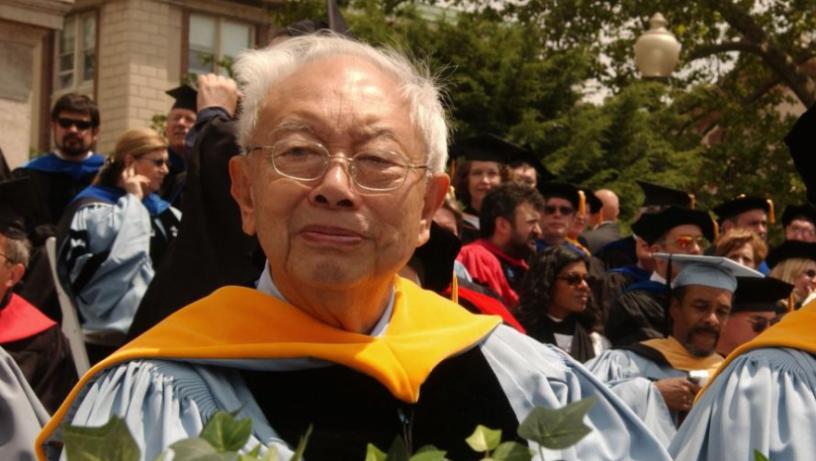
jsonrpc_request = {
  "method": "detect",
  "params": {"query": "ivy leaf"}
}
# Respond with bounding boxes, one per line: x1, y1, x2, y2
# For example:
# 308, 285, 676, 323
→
754, 450, 770, 461
517, 397, 597, 449
63, 417, 140, 461
200, 411, 253, 452
386, 436, 411, 461
365, 443, 388, 461
465, 425, 502, 453
491, 442, 532, 461
289, 424, 313, 461
258, 446, 280, 461
410, 445, 447, 461
168, 438, 223, 461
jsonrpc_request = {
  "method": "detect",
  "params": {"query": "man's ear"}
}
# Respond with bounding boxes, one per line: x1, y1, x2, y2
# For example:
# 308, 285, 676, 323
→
495, 216, 512, 236
229, 155, 257, 236
4, 263, 25, 289
416, 173, 450, 247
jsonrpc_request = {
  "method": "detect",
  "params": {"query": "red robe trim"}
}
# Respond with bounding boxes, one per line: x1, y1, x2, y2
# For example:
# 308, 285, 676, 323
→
456, 239, 527, 307
0, 293, 56, 344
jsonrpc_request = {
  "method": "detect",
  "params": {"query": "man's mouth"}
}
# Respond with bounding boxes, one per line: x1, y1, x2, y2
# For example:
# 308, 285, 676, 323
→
299, 225, 365, 245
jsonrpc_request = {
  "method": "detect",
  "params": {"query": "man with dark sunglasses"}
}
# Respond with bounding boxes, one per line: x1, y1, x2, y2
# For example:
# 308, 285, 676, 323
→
715, 276, 792, 356
13, 93, 104, 226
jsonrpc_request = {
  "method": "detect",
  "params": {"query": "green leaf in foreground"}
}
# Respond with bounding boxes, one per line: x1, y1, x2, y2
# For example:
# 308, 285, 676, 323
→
754, 450, 770, 461
386, 436, 411, 461
465, 425, 502, 453
200, 411, 253, 452
517, 396, 597, 449
492, 442, 532, 461
168, 437, 222, 461
63, 417, 140, 461
289, 424, 313, 461
365, 443, 388, 461
410, 445, 447, 461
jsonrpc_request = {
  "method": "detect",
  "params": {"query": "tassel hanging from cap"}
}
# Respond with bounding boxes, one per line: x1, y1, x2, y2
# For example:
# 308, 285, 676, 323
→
767, 198, 776, 225
787, 292, 795, 312
451, 271, 459, 304
712, 216, 720, 241
689, 193, 696, 209
577, 190, 587, 216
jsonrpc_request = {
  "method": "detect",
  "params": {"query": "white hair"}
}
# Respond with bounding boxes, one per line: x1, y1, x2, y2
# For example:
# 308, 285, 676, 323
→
234, 33, 449, 173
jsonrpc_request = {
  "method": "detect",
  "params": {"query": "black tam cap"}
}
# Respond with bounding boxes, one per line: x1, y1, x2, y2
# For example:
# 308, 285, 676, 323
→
539, 182, 586, 214
509, 148, 555, 184
166, 84, 197, 112
585, 190, 603, 214
631, 206, 715, 245
0, 177, 43, 239
786, 104, 816, 204
411, 222, 461, 293
781, 204, 816, 227
766, 240, 816, 268
637, 181, 695, 209
732, 276, 793, 313
451, 134, 528, 164
714, 195, 775, 224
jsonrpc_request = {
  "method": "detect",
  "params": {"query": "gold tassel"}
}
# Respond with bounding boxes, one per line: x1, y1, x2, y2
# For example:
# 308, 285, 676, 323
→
788, 292, 795, 312
712, 217, 720, 241
577, 190, 586, 216
451, 271, 459, 304
767, 198, 776, 225
689, 193, 696, 209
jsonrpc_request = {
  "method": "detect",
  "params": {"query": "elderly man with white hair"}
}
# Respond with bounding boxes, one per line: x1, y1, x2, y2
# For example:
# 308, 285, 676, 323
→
37, 34, 669, 461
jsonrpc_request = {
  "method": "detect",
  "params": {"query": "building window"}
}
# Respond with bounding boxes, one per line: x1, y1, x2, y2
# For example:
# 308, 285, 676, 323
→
188, 13, 253, 77
56, 12, 96, 90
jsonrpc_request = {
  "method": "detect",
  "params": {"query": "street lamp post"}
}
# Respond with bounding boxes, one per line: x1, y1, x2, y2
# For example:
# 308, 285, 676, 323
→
634, 13, 681, 79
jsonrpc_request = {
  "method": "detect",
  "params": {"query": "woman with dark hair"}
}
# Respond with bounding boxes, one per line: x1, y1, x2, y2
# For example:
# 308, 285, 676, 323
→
517, 244, 609, 362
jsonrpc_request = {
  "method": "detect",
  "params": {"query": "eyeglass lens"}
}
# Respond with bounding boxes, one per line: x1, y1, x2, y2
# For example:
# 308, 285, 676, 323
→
545, 205, 574, 215
57, 117, 93, 130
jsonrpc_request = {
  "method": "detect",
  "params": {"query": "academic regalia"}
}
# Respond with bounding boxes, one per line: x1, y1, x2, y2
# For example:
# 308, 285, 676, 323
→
57, 185, 180, 335
595, 263, 650, 328
456, 239, 528, 307
449, 279, 526, 333
786, 102, 816, 202
713, 195, 775, 225
0, 293, 77, 413
670, 298, 816, 460
39, 277, 672, 461
0, 346, 49, 460
594, 235, 638, 269
636, 181, 696, 210
12, 152, 105, 225
606, 279, 669, 346
583, 221, 622, 255
160, 84, 199, 207
781, 203, 816, 230
525, 312, 609, 363
127, 112, 264, 340
0, 147, 9, 180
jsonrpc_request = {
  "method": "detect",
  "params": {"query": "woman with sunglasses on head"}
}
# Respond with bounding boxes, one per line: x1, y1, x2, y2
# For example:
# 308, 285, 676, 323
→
56, 128, 181, 363
767, 240, 816, 308
516, 244, 609, 362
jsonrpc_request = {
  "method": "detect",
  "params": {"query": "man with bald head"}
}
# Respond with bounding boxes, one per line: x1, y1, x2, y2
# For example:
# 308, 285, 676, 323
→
39, 35, 669, 461
582, 189, 621, 253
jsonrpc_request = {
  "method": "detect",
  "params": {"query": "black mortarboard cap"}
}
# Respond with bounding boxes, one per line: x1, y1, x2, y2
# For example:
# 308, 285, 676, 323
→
539, 182, 585, 214
451, 134, 527, 164
630, 206, 715, 245
509, 148, 555, 184
732, 276, 793, 313
412, 221, 462, 293
326, 0, 350, 35
713, 195, 775, 224
585, 190, 603, 214
781, 204, 816, 227
637, 180, 695, 209
766, 240, 816, 268
786, 103, 816, 204
0, 177, 43, 239
166, 84, 197, 112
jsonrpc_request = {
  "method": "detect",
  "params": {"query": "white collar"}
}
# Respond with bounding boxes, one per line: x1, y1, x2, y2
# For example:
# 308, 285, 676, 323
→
53, 149, 93, 161
255, 262, 394, 337
650, 271, 667, 284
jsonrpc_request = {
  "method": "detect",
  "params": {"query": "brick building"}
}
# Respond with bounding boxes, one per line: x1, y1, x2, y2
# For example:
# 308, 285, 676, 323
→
0, 0, 279, 169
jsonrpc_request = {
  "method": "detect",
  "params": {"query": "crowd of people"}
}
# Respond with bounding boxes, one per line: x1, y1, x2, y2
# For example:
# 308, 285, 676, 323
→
1, 20, 815, 461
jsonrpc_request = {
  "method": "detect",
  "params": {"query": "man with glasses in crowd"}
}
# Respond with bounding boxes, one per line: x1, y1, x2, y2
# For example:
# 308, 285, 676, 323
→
14, 93, 104, 226
38, 34, 671, 461
588, 254, 762, 446
605, 206, 716, 347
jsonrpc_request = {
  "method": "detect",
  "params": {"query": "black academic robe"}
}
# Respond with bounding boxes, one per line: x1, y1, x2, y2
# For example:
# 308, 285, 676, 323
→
525, 314, 596, 363
127, 114, 264, 340
605, 280, 668, 347
241, 347, 523, 460
594, 236, 637, 270
0, 148, 9, 179
582, 222, 622, 255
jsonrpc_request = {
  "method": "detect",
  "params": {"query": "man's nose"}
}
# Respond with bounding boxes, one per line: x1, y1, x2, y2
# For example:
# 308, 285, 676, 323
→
309, 159, 358, 208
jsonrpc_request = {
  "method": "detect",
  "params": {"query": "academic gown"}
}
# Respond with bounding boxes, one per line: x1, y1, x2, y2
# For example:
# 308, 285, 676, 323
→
39, 276, 672, 461
457, 239, 528, 308
0, 293, 77, 413
594, 235, 638, 270
669, 299, 816, 461
585, 337, 722, 447
605, 280, 668, 347
0, 346, 50, 460
126, 112, 264, 340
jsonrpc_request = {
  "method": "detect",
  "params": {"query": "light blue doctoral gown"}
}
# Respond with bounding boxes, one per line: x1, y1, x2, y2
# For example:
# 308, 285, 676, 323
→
585, 349, 686, 446
44, 273, 671, 461
670, 347, 816, 460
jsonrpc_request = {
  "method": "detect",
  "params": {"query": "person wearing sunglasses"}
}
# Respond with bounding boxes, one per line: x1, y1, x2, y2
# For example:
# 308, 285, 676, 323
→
14, 93, 105, 226
588, 254, 763, 446
716, 276, 792, 357
56, 128, 181, 363
606, 206, 716, 348
767, 239, 816, 308
517, 245, 609, 362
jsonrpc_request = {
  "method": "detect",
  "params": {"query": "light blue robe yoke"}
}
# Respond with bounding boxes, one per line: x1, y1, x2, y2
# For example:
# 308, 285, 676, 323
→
585, 349, 687, 446
670, 347, 816, 461
48, 270, 671, 461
